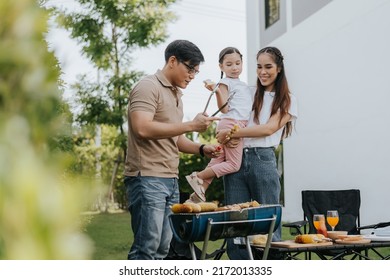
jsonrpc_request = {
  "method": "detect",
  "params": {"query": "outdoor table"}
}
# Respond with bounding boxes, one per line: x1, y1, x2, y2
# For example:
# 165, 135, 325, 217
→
252, 240, 390, 260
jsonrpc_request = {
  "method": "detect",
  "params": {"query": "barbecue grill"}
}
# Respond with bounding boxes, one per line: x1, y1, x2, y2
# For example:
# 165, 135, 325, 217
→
169, 204, 282, 259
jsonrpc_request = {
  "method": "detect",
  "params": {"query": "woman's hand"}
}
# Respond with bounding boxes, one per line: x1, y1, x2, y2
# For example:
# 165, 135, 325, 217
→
225, 138, 240, 148
216, 127, 240, 148
216, 129, 231, 144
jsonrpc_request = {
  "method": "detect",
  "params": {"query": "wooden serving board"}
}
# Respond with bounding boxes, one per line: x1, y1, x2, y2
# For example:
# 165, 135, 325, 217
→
270, 240, 333, 248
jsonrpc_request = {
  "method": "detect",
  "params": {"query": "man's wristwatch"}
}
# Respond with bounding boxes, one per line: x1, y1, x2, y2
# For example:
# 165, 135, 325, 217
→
199, 144, 205, 157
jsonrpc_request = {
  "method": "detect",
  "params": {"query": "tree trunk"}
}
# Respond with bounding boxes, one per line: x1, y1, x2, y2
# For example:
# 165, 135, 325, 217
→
108, 154, 121, 204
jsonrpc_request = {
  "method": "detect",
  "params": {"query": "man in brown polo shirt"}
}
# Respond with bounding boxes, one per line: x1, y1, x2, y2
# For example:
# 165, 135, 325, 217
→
124, 40, 219, 260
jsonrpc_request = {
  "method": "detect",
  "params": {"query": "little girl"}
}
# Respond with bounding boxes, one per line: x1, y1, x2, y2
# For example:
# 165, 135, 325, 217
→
186, 47, 254, 202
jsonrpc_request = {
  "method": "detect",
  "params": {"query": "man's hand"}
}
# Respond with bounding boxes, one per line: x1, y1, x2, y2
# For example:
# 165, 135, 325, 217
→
203, 144, 223, 158
192, 113, 220, 132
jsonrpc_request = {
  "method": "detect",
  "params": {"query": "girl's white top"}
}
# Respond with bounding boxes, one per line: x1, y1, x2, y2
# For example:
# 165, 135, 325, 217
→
219, 77, 254, 121
244, 91, 298, 148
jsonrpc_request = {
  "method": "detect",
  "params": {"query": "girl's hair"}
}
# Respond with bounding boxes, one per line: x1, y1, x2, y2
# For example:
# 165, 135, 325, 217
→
252, 46, 293, 138
218, 47, 242, 79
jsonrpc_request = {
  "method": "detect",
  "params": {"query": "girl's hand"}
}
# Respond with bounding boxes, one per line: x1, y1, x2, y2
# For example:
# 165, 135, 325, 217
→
203, 79, 216, 91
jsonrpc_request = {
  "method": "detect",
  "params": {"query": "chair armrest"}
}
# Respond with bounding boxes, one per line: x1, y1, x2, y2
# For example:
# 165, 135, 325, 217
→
283, 220, 308, 228
358, 221, 390, 231
283, 220, 308, 236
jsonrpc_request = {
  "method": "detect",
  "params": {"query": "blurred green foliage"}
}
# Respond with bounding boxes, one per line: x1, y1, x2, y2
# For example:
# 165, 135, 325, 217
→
0, 0, 94, 259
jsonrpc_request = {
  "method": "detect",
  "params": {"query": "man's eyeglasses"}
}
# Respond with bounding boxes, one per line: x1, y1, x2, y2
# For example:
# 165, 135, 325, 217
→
180, 61, 199, 75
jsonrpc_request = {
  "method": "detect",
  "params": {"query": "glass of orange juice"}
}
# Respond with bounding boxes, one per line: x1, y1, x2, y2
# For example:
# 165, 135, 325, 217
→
326, 210, 339, 231
313, 214, 328, 237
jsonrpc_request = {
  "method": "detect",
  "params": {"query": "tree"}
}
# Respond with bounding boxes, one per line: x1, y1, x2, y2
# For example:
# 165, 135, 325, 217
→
53, 0, 177, 203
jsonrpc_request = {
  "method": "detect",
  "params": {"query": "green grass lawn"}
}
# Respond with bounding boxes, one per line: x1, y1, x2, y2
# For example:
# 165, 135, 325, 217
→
84, 212, 390, 260
85, 212, 132, 260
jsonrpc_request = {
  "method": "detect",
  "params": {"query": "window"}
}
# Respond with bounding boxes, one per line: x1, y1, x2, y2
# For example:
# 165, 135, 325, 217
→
265, 0, 280, 28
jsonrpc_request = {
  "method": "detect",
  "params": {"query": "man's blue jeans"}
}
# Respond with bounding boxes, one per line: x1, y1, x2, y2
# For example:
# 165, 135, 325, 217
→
125, 175, 179, 260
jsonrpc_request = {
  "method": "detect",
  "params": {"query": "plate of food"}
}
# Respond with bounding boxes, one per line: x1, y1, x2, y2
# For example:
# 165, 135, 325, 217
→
327, 231, 348, 240
270, 234, 333, 248
363, 234, 390, 242
334, 235, 371, 244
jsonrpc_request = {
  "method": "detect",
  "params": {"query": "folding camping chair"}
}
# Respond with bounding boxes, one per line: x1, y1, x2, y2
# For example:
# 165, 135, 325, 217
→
283, 189, 390, 259
292, 189, 361, 235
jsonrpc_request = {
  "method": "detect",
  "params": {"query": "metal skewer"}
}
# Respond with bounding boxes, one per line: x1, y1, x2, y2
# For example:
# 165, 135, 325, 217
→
211, 91, 236, 116
202, 80, 221, 115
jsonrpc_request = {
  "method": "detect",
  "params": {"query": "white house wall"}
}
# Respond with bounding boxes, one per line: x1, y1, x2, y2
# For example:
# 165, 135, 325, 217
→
246, 0, 390, 225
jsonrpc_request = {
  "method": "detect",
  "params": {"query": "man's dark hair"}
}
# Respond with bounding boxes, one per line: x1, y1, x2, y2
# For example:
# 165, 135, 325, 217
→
164, 40, 205, 66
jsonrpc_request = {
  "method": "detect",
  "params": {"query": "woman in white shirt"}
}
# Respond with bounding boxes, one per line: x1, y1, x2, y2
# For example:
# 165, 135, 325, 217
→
216, 46, 298, 260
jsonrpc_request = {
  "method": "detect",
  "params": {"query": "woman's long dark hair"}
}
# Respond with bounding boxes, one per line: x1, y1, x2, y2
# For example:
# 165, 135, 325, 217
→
252, 46, 293, 138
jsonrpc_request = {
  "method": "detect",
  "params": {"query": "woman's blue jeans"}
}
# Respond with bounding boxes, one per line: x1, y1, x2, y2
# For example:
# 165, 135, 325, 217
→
125, 175, 179, 260
223, 147, 282, 259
